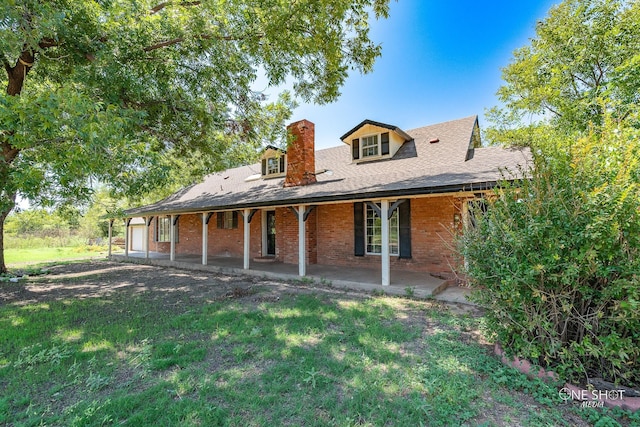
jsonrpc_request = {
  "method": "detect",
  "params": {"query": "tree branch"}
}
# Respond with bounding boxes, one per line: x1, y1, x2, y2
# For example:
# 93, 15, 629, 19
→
543, 102, 562, 117
143, 33, 264, 52
150, 1, 201, 14
38, 38, 58, 49
570, 72, 591, 89
144, 37, 187, 52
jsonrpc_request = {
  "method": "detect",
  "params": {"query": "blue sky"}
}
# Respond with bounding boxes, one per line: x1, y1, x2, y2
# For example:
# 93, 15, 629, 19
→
287, 0, 558, 149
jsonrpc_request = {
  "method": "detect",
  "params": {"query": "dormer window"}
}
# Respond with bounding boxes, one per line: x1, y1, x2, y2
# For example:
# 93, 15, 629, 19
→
261, 152, 286, 178
352, 132, 390, 161
267, 157, 281, 175
362, 135, 379, 157
342, 120, 412, 163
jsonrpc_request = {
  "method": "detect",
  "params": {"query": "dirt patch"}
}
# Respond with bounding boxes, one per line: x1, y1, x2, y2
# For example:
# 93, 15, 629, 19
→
1, 260, 320, 308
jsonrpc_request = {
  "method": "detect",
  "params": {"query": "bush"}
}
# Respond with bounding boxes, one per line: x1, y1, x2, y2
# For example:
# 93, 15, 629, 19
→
459, 121, 640, 388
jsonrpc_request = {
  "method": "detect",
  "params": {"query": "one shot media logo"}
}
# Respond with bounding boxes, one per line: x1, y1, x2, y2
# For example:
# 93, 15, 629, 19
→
559, 388, 626, 408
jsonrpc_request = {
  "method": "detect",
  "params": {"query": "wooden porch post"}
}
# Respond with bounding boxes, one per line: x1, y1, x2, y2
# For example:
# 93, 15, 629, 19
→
202, 212, 209, 265
124, 218, 130, 257
170, 214, 176, 261
381, 200, 390, 286
298, 204, 306, 277
107, 219, 113, 257
243, 208, 250, 270
144, 216, 150, 259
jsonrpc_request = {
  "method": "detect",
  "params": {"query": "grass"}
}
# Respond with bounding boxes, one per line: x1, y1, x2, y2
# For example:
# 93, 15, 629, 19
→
5, 246, 120, 266
0, 270, 637, 426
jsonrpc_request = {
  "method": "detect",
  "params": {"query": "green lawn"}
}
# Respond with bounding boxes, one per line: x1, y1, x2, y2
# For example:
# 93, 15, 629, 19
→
5, 246, 119, 266
0, 263, 636, 426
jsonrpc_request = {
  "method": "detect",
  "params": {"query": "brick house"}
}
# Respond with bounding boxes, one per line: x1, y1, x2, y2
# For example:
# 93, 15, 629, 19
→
118, 115, 529, 286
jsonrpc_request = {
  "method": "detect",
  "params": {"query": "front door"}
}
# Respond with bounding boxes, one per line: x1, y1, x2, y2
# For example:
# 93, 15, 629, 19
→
266, 211, 276, 256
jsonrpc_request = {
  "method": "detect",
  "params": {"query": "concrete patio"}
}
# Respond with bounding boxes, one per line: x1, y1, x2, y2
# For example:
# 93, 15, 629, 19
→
110, 251, 472, 304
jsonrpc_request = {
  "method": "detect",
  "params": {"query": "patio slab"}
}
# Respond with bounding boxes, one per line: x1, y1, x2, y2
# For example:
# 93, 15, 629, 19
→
111, 252, 473, 305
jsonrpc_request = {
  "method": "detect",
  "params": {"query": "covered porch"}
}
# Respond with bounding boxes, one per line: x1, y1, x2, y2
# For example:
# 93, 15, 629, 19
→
110, 251, 470, 304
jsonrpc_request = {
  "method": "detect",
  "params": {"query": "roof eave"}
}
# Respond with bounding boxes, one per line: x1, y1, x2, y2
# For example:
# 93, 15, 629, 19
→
339, 119, 412, 142
119, 179, 523, 218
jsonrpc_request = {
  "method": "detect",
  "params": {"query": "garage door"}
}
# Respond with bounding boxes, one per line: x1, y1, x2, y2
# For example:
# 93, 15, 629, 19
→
131, 226, 145, 251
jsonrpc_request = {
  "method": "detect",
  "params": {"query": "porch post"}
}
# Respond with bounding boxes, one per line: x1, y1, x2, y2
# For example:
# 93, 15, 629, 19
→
381, 200, 390, 286
298, 204, 306, 277
202, 213, 208, 265
107, 219, 113, 257
170, 214, 176, 261
124, 218, 130, 257
144, 216, 150, 259
243, 208, 250, 270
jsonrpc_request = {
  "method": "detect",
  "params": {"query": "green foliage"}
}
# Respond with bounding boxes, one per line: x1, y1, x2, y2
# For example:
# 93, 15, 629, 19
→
5, 208, 76, 237
0, 0, 393, 272
13, 343, 71, 371
460, 119, 640, 387
487, 0, 640, 144
4, 190, 125, 249
77, 187, 126, 239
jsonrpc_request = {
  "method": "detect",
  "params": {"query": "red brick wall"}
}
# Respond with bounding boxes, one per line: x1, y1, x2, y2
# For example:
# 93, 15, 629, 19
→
315, 197, 460, 277
275, 206, 317, 265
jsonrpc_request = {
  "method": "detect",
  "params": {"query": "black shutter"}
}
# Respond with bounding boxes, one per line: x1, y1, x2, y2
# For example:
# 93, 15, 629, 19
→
399, 200, 412, 259
279, 156, 285, 173
381, 132, 390, 155
261, 159, 267, 175
354, 202, 365, 256
352, 138, 360, 160
217, 212, 224, 229
232, 211, 239, 229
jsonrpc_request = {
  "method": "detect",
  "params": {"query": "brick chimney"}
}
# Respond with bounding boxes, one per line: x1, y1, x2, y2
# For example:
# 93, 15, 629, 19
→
284, 119, 316, 187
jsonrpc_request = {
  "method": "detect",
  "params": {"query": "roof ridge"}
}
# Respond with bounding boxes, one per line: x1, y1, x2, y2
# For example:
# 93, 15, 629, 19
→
405, 115, 477, 134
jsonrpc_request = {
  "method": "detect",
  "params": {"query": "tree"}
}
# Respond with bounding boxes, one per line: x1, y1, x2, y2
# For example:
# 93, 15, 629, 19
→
0, 0, 392, 273
486, 0, 640, 145
463, 0, 640, 387
461, 119, 640, 387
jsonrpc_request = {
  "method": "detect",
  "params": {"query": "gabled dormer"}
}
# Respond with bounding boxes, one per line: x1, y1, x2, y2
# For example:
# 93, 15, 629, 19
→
261, 145, 286, 179
340, 120, 413, 163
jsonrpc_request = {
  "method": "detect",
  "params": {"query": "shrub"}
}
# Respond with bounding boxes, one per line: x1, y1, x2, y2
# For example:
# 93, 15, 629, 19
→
459, 120, 640, 388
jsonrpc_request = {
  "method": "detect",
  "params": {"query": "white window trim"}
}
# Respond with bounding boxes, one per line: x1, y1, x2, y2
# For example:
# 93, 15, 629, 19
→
361, 134, 380, 158
365, 204, 400, 256
157, 216, 176, 243
266, 157, 280, 175
263, 155, 286, 179
353, 132, 390, 163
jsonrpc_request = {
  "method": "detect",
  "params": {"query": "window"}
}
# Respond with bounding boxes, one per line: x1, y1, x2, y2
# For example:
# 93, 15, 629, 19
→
365, 204, 399, 255
156, 216, 177, 242
261, 155, 286, 177
361, 135, 379, 158
217, 211, 238, 229
352, 132, 390, 161
267, 158, 280, 175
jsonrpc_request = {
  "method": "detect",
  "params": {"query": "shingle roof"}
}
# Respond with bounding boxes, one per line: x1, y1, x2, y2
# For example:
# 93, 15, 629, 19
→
125, 115, 531, 216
